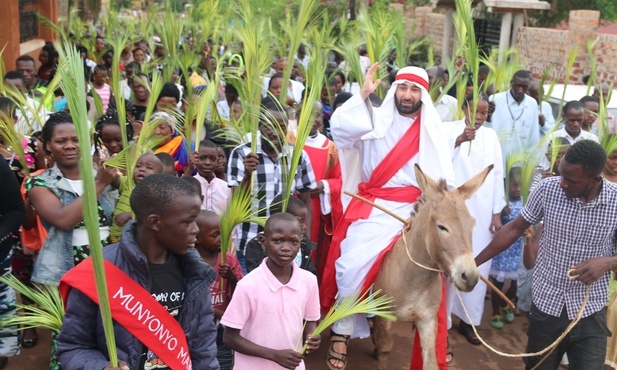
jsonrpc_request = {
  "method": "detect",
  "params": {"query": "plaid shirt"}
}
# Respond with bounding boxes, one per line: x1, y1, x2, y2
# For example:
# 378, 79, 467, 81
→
521, 176, 617, 319
228, 135, 316, 254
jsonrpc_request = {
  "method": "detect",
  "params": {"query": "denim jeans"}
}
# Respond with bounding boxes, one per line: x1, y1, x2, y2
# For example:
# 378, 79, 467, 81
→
524, 303, 611, 370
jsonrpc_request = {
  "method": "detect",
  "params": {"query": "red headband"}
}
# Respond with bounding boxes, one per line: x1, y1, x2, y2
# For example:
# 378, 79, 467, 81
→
395, 73, 429, 91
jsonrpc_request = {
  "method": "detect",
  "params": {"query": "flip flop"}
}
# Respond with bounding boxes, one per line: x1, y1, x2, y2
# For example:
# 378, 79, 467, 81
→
327, 330, 350, 370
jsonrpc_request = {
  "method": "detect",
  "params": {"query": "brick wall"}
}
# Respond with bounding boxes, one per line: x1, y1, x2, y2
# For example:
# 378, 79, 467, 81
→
411, 7, 617, 84
514, 10, 617, 85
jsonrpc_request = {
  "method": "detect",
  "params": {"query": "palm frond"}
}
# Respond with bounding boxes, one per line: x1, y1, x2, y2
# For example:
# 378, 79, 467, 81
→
0, 275, 64, 333
55, 42, 119, 367
556, 46, 579, 122
299, 290, 396, 354
277, 0, 321, 105
280, 27, 328, 211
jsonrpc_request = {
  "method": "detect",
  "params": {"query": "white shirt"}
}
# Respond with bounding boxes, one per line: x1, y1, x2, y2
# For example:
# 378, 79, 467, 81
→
261, 77, 305, 104
489, 91, 541, 160
435, 94, 458, 123
216, 100, 231, 120
539, 127, 599, 169
539, 101, 556, 136
15, 96, 49, 135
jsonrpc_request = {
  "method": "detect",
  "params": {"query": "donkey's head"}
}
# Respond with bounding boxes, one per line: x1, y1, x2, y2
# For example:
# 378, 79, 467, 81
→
413, 164, 493, 292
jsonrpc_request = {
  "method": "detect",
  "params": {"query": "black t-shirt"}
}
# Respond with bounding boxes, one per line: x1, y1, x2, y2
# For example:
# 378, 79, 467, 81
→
134, 105, 147, 121
139, 254, 185, 370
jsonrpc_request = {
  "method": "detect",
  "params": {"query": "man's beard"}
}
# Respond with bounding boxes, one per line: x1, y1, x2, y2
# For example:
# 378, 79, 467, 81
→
395, 96, 422, 115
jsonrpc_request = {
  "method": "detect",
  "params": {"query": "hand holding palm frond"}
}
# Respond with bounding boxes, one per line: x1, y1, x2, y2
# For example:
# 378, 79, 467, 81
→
299, 290, 396, 354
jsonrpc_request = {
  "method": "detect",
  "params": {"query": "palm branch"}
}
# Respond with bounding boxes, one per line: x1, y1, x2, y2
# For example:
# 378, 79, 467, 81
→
280, 27, 328, 211
0, 275, 64, 333
555, 46, 578, 122
299, 290, 395, 354
277, 0, 321, 106
55, 42, 119, 367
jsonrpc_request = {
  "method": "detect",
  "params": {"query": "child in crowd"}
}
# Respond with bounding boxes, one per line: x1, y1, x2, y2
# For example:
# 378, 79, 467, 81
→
222, 212, 321, 370
245, 194, 316, 275
190, 140, 230, 215
154, 152, 177, 175
215, 146, 228, 182
91, 64, 112, 113
57, 174, 219, 370
109, 153, 163, 242
488, 167, 523, 329
195, 210, 244, 370
94, 109, 134, 164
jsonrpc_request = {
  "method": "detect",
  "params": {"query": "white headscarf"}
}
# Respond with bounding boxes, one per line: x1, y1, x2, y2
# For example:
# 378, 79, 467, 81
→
337, 66, 456, 207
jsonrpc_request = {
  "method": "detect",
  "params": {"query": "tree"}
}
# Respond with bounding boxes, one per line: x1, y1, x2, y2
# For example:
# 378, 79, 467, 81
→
533, 0, 617, 27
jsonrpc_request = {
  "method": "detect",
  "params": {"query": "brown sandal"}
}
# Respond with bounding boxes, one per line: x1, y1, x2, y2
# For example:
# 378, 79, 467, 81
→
327, 330, 350, 370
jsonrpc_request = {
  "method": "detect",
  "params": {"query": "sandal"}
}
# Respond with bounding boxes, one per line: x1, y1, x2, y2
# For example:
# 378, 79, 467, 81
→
446, 338, 454, 366
327, 330, 350, 370
457, 322, 481, 346
501, 307, 515, 323
21, 328, 38, 349
490, 315, 504, 329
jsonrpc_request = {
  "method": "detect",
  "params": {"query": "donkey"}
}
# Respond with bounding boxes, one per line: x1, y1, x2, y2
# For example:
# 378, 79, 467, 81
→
372, 164, 493, 370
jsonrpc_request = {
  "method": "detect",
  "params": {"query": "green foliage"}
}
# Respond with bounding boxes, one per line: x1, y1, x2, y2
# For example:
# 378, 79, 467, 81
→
532, 0, 617, 27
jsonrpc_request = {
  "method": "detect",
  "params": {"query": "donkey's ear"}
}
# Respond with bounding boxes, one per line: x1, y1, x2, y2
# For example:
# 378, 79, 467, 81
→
457, 165, 494, 200
414, 164, 442, 198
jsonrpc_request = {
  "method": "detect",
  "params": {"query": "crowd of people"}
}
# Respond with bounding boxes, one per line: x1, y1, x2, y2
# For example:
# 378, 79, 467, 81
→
0, 22, 616, 370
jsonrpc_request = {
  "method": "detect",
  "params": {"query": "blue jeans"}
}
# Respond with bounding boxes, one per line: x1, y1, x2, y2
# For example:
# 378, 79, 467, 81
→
524, 303, 610, 370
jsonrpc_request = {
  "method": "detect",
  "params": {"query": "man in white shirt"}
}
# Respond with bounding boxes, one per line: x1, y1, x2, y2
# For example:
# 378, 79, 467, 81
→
427, 66, 458, 123
489, 70, 542, 163
528, 81, 556, 137
4, 71, 49, 134
549, 100, 598, 144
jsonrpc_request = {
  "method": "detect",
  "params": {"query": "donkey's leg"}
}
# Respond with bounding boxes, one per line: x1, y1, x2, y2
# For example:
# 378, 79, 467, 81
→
371, 316, 393, 370
415, 315, 439, 370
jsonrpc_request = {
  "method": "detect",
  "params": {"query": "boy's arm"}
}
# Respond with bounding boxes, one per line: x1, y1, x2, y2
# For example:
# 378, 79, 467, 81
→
223, 327, 303, 368
56, 289, 119, 370
190, 289, 219, 370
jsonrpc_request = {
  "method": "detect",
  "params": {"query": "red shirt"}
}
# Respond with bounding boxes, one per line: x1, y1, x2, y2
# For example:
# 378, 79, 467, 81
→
210, 252, 244, 312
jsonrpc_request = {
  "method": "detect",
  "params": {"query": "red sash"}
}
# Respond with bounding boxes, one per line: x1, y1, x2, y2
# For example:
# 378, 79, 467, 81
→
59, 259, 193, 370
319, 112, 423, 312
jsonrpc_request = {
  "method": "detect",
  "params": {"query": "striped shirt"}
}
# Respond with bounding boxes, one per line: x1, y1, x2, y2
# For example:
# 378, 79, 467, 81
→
521, 176, 617, 319
228, 135, 316, 254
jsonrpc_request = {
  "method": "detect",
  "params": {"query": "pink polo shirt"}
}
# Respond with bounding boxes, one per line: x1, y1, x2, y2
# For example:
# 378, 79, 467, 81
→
194, 173, 230, 215
221, 258, 320, 370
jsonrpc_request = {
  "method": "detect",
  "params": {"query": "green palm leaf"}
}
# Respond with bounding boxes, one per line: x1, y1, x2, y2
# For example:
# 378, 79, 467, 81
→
55, 42, 119, 367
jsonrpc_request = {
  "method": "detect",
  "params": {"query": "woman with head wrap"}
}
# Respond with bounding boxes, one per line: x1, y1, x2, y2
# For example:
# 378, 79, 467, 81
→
151, 112, 189, 175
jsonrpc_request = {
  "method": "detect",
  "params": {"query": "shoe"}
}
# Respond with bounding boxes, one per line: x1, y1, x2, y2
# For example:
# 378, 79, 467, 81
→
490, 315, 504, 329
502, 307, 515, 323
457, 322, 481, 346
21, 328, 38, 349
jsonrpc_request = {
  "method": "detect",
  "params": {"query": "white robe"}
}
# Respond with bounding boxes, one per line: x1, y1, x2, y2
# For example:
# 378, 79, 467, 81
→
331, 93, 456, 298
446, 120, 506, 326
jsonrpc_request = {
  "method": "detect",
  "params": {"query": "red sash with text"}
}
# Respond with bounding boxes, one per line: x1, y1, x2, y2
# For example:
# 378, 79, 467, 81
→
59, 259, 192, 370
319, 111, 423, 312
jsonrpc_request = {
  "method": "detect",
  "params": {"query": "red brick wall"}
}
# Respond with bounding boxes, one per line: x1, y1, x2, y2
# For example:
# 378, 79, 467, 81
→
515, 10, 616, 85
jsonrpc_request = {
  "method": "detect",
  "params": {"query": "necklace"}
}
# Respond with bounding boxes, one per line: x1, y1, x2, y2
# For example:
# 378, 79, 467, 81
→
506, 92, 525, 133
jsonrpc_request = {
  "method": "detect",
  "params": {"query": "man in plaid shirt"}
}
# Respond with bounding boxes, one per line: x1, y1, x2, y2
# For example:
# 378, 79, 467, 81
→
476, 140, 617, 370
228, 109, 316, 272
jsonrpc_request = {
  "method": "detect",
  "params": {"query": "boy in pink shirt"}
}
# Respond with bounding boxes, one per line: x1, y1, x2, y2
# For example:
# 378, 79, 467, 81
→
222, 213, 321, 369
